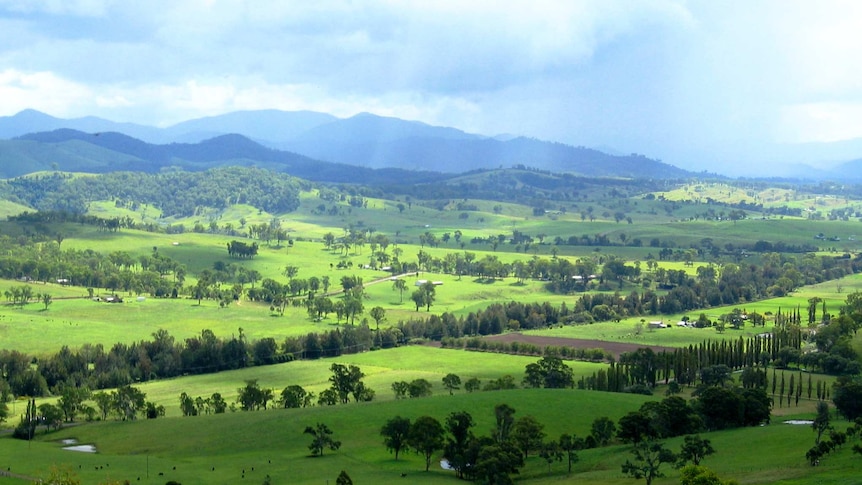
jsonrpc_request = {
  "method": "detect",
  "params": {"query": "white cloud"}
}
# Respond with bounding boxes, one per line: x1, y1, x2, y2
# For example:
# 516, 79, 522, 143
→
94, 94, 132, 108
777, 102, 862, 143
0, 0, 112, 16
0, 70, 478, 129
0, 68, 92, 116
3, 0, 862, 171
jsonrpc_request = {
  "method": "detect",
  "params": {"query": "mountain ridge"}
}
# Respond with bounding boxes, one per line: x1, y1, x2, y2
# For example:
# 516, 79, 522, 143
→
1, 109, 690, 179
5, 129, 450, 185
5, 109, 862, 180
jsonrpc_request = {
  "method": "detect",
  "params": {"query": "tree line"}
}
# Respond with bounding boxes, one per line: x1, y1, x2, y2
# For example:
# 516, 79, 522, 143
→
5, 166, 304, 217
8, 384, 163, 440
4, 283, 860, 406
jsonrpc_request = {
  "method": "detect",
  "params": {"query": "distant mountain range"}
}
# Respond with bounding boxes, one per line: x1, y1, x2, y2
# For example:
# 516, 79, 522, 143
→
0, 109, 337, 145
3, 109, 862, 181
0, 109, 692, 180
0, 129, 446, 185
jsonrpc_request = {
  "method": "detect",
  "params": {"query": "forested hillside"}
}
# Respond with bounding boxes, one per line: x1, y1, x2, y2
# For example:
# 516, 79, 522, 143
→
4, 167, 303, 216
2, 129, 450, 185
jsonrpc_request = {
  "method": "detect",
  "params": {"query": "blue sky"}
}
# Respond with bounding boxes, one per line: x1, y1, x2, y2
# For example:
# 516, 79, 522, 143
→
1, 0, 861, 174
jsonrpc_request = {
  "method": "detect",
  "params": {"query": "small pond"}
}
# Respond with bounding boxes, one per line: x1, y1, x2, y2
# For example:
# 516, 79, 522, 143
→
60, 439, 98, 453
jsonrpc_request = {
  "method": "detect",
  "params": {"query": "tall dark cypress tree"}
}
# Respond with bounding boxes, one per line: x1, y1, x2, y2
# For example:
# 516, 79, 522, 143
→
27, 398, 36, 447
779, 373, 785, 408
795, 372, 802, 406
788, 374, 795, 407
772, 367, 784, 397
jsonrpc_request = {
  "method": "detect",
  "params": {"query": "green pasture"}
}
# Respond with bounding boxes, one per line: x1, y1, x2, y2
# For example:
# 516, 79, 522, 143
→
75, 183, 862, 256
520, 273, 862, 349
654, 181, 862, 215
1, 388, 859, 484
595, 218, 862, 252
6, 162, 862, 484
283, 192, 532, 241
11, 176, 862, 260
1, 389, 654, 485
0, 294, 348, 356
0, 267, 583, 356
34, 199, 862, 282
87, 200, 164, 224
2, 239, 861, 356
0, 280, 88, 299
0, 200, 29, 219
29, 346, 604, 420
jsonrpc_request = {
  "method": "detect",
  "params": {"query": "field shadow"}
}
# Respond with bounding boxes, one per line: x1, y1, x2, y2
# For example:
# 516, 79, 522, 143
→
471, 278, 500, 285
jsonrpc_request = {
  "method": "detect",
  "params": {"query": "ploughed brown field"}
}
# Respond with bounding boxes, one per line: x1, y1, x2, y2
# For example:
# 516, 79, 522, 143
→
481, 332, 675, 358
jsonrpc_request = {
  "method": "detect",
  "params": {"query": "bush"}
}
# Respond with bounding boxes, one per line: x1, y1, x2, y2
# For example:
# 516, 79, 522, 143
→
625, 384, 653, 395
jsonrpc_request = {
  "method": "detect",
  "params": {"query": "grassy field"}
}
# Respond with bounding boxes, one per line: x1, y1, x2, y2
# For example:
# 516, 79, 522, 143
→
0, 199, 30, 219
3, 180, 862, 484
2, 268, 854, 357
655, 182, 862, 216
61, 185, 862, 257
0, 292, 318, 356
58, 346, 609, 419
0, 215, 725, 356
1, 240, 860, 357
0, 387, 857, 485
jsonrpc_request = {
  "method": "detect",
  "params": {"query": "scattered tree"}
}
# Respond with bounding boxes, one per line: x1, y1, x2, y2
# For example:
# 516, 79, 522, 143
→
523, 356, 574, 389
472, 437, 524, 485
559, 433, 584, 473
369, 306, 386, 331
381, 416, 412, 460
443, 411, 475, 478
280, 385, 314, 409
539, 439, 563, 474
335, 470, 353, 485
621, 440, 676, 485
493, 403, 517, 443
832, 376, 862, 421
408, 415, 445, 471
392, 278, 408, 303
813, 401, 831, 445
512, 415, 546, 459
464, 377, 482, 393
677, 435, 715, 467
41, 293, 52, 310
590, 416, 616, 447
408, 378, 433, 398
679, 465, 733, 485
442, 373, 461, 395
304, 423, 341, 456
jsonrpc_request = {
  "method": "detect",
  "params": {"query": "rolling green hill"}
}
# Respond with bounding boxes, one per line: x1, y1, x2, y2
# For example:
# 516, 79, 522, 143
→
2, 147, 862, 485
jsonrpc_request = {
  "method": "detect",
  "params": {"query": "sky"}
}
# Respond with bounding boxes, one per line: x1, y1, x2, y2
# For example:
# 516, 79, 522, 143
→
1, 0, 861, 174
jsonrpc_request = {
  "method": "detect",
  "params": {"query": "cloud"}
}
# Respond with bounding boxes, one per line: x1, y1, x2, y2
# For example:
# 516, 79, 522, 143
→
2, 0, 862, 173
778, 102, 862, 144
0, 0, 112, 17
0, 68, 92, 117
0, 2, 691, 120
1, 1, 695, 93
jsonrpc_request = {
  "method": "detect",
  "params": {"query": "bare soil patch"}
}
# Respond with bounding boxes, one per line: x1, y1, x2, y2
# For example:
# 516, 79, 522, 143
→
481, 333, 676, 359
